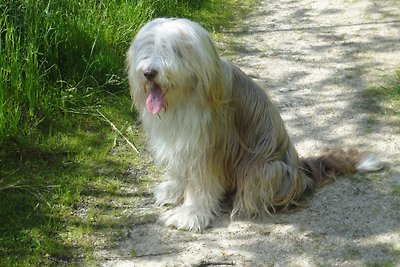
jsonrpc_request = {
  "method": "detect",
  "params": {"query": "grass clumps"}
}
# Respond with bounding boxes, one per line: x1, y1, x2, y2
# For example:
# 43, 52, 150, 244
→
366, 70, 400, 110
364, 70, 400, 131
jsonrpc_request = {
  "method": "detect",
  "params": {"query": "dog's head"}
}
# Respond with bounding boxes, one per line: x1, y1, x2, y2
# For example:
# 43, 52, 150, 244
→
127, 18, 224, 115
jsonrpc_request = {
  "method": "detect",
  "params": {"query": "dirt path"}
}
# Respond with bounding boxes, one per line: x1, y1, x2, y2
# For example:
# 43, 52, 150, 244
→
102, 0, 400, 266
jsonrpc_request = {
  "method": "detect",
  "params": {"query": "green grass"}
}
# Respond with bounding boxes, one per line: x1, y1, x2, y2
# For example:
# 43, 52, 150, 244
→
364, 69, 400, 134
366, 70, 400, 113
369, 72, 400, 98
366, 261, 395, 267
0, 0, 252, 145
392, 185, 400, 197
0, 94, 140, 265
0, 0, 255, 265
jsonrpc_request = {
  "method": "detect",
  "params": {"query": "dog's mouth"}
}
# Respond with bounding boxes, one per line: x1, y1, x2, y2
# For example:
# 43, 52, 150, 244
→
145, 83, 165, 115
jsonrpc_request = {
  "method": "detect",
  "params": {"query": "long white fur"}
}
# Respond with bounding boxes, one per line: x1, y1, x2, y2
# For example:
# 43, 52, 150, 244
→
356, 154, 383, 172
127, 18, 225, 232
126, 18, 382, 232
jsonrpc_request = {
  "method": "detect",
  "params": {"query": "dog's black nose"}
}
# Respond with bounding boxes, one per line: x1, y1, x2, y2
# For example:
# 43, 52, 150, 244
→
143, 69, 158, 80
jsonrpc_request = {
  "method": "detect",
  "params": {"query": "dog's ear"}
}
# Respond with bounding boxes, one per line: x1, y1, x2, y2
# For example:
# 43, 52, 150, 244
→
206, 63, 225, 111
199, 35, 225, 111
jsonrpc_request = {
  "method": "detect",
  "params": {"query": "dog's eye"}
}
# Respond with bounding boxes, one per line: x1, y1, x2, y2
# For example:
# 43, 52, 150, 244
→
173, 47, 183, 58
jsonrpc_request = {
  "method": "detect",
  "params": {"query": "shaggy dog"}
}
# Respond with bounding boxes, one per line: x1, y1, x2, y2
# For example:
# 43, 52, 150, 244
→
126, 18, 382, 232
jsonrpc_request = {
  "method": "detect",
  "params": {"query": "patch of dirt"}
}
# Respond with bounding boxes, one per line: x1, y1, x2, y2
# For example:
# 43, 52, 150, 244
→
101, 0, 400, 266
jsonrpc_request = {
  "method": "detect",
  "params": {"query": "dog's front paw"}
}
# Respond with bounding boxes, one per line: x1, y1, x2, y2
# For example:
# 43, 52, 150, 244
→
155, 180, 183, 206
164, 205, 214, 232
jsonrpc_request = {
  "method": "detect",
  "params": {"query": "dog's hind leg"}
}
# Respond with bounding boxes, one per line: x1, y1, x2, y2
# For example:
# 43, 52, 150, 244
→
231, 158, 310, 218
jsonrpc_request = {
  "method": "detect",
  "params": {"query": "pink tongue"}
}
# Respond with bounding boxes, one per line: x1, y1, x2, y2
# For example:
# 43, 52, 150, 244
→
146, 85, 164, 115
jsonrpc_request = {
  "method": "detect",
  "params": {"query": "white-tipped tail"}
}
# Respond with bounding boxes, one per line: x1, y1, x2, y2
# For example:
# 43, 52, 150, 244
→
356, 154, 383, 172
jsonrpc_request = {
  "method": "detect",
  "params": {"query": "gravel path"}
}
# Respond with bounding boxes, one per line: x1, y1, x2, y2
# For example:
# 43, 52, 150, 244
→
102, 0, 400, 266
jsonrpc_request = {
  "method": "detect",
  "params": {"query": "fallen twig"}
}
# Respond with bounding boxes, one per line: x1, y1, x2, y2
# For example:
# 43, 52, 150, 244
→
192, 260, 235, 267
132, 249, 181, 258
97, 110, 140, 153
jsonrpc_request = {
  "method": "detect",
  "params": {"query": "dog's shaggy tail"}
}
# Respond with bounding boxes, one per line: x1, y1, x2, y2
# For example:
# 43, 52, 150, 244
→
301, 148, 383, 189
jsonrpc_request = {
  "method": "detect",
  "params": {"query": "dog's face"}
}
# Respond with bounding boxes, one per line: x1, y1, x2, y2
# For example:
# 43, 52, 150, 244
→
127, 18, 224, 115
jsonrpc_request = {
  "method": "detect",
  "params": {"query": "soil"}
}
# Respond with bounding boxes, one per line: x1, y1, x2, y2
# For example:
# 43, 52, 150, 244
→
100, 0, 400, 266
